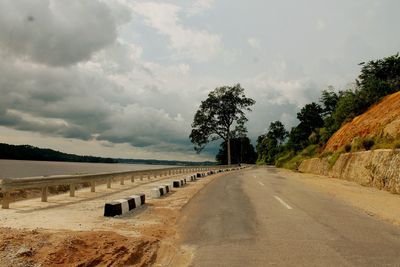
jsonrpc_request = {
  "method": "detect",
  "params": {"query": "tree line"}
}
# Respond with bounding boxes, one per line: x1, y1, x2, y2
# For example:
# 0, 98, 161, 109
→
0, 143, 216, 166
189, 53, 399, 166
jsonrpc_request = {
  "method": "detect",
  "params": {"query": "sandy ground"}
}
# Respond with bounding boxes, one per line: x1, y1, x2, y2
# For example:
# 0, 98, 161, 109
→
0, 170, 226, 267
278, 169, 400, 227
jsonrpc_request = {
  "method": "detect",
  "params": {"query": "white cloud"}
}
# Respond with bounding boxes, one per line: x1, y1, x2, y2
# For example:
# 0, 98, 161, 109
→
1, 0, 399, 161
0, 0, 117, 66
247, 37, 261, 49
316, 19, 326, 30
129, 2, 222, 62
188, 0, 215, 15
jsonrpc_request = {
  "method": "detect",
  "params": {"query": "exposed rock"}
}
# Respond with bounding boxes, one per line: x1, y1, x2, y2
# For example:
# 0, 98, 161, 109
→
299, 149, 400, 194
16, 246, 33, 257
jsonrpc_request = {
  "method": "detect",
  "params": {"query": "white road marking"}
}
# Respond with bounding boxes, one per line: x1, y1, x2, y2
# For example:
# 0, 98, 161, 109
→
258, 181, 265, 186
274, 196, 293, 210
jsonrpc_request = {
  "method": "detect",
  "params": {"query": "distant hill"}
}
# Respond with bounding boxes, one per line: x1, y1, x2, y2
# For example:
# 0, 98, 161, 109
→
324, 91, 400, 152
0, 143, 216, 166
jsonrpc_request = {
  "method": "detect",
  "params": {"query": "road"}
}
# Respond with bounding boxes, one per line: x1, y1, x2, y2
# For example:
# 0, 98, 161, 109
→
177, 166, 400, 266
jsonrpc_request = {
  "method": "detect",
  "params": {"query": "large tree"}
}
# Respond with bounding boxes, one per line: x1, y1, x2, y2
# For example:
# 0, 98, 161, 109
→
190, 84, 255, 165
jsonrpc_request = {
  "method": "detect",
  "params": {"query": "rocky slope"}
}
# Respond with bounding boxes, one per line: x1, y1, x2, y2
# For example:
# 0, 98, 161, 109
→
299, 149, 400, 194
300, 92, 400, 194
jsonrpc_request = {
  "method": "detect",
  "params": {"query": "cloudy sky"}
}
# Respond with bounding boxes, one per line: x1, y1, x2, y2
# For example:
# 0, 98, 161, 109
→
0, 0, 399, 161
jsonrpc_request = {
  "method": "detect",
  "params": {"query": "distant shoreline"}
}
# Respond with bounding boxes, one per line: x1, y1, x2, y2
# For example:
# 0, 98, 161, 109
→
0, 143, 216, 166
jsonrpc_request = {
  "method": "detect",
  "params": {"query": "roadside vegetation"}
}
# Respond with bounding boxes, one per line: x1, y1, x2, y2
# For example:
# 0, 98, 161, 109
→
256, 53, 400, 170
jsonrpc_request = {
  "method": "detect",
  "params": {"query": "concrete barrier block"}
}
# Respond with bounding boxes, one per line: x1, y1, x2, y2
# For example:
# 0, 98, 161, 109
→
104, 193, 145, 217
150, 185, 170, 198
173, 181, 181, 188
173, 179, 187, 188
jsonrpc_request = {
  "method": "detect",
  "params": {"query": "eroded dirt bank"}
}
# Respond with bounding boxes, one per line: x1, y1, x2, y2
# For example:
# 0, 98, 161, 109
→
0, 228, 158, 267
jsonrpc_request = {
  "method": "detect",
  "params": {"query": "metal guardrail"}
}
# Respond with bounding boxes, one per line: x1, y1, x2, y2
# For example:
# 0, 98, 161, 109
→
0, 165, 239, 209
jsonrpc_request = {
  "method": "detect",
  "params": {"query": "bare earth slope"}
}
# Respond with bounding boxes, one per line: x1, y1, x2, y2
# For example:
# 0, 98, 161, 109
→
324, 91, 400, 152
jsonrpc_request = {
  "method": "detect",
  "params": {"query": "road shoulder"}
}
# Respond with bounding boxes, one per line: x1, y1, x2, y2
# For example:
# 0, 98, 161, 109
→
278, 168, 400, 227
0, 171, 227, 267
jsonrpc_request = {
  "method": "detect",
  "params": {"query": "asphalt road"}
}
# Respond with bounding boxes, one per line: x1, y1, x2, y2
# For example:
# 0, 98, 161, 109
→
177, 166, 400, 266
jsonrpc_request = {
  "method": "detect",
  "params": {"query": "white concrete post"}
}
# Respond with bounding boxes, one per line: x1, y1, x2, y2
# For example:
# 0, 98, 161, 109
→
90, 181, 95, 192
2, 191, 10, 209
41, 186, 48, 202
70, 184, 75, 197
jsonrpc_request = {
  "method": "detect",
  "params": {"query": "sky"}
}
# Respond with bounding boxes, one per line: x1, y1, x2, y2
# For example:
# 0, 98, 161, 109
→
0, 0, 399, 161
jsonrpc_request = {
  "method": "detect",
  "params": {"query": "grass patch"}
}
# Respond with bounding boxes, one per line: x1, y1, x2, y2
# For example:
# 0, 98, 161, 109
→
393, 140, 400, 149
275, 145, 319, 171
328, 152, 341, 169
275, 151, 295, 168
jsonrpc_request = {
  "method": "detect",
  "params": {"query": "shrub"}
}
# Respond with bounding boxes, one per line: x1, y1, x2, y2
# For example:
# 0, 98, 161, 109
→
351, 137, 363, 152
344, 144, 351, 152
328, 152, 341, 169
300, 144, 319, 157
362, 138, 375, 150
393, 140, 400, 149
275, 151, 295, 167
319, 151, 333, 158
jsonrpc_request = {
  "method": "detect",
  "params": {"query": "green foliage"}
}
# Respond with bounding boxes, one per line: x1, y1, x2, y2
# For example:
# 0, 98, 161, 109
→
319, 151, 333, 158
190, 84, 255, 164
320, 87, 340, 116
285, 103, 324, 152
351, 137, 375, 152
275, 150, 295, 168
351, 137, 363, 152
300, 144, 319, 157
256, 120, 288, 164
266, 121, 288, 144
216, 137, 257, 164
358, 53, 400, 96
328, 152, 341, 169
275, 145, 319, 170
297, 103, 324, 135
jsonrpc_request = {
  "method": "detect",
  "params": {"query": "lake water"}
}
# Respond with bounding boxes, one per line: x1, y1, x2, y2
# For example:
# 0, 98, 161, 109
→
0, 159, 176, 179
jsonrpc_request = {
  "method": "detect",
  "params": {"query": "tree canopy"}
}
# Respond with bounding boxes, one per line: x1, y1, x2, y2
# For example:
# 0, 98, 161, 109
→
190, 84, 255, 164
256, 121, 288, 164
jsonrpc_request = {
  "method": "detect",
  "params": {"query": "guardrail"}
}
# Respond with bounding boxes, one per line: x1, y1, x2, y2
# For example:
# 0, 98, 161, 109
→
0, 165, 239, 209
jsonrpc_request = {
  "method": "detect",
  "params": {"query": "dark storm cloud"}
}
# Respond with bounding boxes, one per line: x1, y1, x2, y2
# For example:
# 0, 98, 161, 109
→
0, 46, 190, 153
0, 0, 117, 66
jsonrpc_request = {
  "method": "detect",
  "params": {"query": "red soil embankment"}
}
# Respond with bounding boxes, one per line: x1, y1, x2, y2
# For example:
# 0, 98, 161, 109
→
324, 92, 400, 152
0, 228, 158, 267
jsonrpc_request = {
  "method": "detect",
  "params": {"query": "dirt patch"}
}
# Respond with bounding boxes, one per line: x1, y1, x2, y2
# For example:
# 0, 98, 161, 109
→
324, 91, 400, 152
0, 228, 158, 267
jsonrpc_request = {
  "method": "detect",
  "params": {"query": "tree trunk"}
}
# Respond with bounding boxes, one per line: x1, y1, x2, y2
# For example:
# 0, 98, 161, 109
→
227, 137, 231, 165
